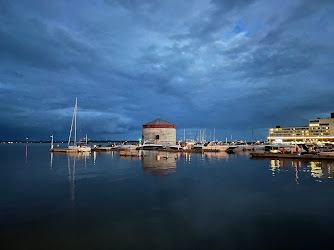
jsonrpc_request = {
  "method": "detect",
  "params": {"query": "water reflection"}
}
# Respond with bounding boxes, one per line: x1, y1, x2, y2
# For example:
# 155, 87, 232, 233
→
65, 153, 91, 206
185, 152, 191, 162
269, 159, 334, 182
295, 166, 299, 185
50, 152, 53, 169
119, 154, 141, 161
68, 155, 76, 206
4, 145, 334, 249
141, 151, 177, 176
310, 162, 323, 179
202, 152, 230, 161
116, 151, 234, 175
25, 145, 28, 164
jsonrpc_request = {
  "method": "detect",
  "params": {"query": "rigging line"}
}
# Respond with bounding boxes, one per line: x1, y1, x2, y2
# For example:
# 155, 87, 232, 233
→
68, 102, 76, 145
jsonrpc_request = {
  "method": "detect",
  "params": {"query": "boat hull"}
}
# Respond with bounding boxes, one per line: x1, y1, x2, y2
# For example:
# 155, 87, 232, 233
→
79, 146, 91, 152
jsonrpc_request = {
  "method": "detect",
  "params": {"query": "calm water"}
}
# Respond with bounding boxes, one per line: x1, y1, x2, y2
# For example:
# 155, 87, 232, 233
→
1, 144, 334, 249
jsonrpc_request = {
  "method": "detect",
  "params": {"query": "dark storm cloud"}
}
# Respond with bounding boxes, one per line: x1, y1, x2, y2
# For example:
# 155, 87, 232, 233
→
0, 0, 334, 141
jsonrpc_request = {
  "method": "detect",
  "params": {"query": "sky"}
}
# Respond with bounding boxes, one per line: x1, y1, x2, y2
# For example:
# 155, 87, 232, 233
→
1, 0, 334, 142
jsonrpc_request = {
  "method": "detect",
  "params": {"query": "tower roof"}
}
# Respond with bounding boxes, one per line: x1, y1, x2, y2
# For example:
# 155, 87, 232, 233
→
143, 118, 175, 126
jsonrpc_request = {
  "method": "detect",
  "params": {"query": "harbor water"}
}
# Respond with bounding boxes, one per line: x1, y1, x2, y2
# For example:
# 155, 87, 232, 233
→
1, 144, 334, 249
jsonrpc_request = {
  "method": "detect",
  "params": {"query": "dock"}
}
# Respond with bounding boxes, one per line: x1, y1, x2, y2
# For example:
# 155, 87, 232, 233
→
250, 152, 334, 160
49, 148, 79, 153
91, 147, 112, 152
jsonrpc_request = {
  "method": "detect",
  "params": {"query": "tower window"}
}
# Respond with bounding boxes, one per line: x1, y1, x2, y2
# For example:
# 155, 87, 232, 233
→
156, 135, 159, 139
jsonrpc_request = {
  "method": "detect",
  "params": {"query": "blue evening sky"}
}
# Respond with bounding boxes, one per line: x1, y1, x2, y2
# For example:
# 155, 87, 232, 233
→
1, 0, 334, 141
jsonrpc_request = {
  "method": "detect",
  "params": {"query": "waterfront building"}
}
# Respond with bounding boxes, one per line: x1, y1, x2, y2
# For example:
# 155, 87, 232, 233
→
142, 118, 176, 146
268, 113, 334, 143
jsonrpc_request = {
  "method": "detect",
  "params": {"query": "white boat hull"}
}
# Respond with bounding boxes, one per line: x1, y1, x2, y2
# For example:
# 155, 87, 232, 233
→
79, 146, 91, 152
114, 145, 138, 150
140, 143, 165, 150
68, 145, 80, 151
203, 145, 236, 152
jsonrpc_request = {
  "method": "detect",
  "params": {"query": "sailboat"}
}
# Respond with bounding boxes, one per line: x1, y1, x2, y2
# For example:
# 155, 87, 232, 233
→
68, 97, 91, 153
80, 134, 91, 152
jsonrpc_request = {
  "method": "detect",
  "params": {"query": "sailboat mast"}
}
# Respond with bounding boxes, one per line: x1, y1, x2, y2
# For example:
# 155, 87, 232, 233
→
68, 100, 76, 145
74, 97, 77, 146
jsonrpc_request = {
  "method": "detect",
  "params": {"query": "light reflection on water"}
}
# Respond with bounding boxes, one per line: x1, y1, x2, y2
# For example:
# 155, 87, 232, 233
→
269, 158, 334, 181
141, 151, 177, 176
56, 150, 334, 208
2, 144, 334, 249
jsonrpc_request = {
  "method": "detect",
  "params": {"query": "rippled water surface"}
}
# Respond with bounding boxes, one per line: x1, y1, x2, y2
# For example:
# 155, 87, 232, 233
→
1, 144, 334, 249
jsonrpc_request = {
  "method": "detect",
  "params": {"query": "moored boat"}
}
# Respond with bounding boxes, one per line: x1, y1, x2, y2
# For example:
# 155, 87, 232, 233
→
200, 142, 237, 152
52, 98, 91, 153
139, 141, 166, 150
112, 141, 138, 150
169, 144, 187, 150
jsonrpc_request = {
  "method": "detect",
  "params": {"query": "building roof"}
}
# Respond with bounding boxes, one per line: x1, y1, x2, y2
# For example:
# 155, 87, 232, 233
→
144, 118, 175, 126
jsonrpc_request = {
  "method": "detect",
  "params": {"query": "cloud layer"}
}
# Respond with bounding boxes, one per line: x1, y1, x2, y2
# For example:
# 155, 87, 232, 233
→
1, 0, 334, 141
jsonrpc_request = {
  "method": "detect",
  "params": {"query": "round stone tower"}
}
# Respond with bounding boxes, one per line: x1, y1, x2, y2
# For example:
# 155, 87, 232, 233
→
142, 118, 176, 146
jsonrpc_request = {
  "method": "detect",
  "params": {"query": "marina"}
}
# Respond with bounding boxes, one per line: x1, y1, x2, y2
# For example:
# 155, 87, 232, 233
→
2, 1, 333, 248
49, 98, 92, 154
4, 96, 334, 250
44, 112, 334, 161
